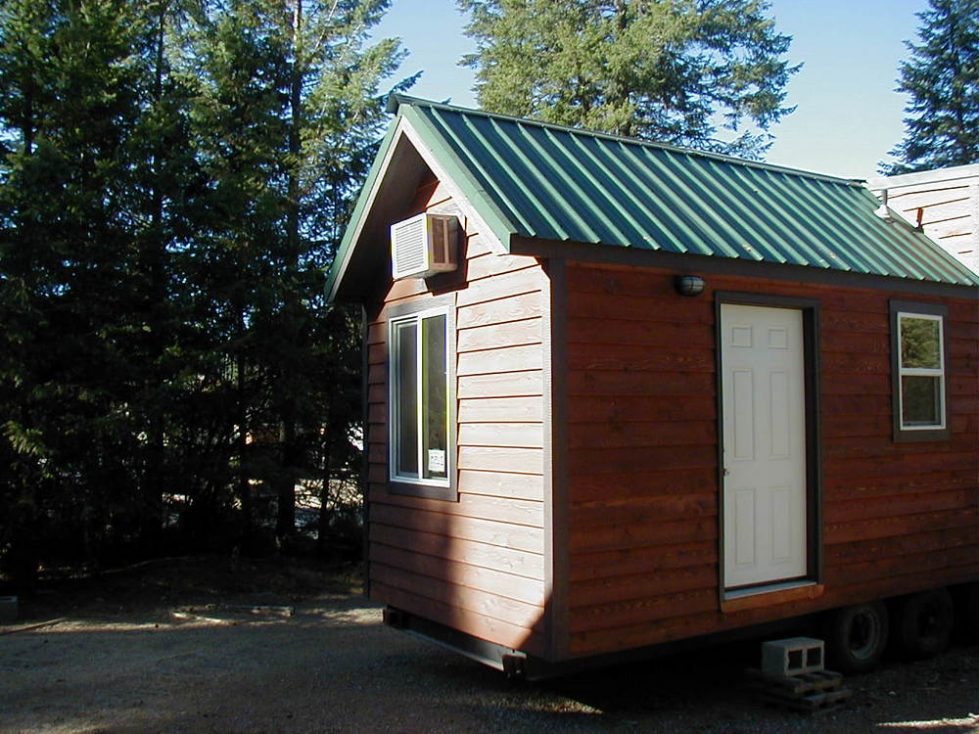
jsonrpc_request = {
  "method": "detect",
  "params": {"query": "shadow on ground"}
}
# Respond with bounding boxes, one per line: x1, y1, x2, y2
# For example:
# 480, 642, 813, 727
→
1, 558, 977, 734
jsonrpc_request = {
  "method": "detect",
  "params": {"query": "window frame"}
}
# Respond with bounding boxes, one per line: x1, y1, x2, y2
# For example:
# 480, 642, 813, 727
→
386, 294, 457, 500
890, 300, 950, 442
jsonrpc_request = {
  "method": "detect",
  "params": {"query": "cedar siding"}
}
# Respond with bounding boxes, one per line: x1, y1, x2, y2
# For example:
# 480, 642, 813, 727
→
564, 261, 979, 658
366, 174, 550, 655
330, 98, 979, 673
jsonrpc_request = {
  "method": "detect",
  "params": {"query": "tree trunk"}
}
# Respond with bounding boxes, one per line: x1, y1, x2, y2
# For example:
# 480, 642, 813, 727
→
237, 348, 253, 545
141, 0, 169, 555
316, 393, 335, 555
275, 0, 304, 540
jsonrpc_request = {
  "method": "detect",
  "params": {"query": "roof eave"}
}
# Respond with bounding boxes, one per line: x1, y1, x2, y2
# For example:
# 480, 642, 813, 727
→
325, 117, 402, 304
510, 235, 979, 297
326, 106, 520, 304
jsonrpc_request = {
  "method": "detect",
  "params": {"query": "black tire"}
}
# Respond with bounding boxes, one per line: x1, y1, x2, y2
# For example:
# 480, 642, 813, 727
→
955, 583, 979, 642
894, 588, 954, 659
824, 601, 889, 673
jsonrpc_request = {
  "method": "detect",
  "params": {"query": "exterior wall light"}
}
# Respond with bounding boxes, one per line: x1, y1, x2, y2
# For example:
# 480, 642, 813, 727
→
674, 274, 706, 297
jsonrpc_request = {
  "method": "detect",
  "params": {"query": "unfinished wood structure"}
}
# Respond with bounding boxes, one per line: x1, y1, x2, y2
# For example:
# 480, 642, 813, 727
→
328, 97, 979, 676
869, 164, 979, 274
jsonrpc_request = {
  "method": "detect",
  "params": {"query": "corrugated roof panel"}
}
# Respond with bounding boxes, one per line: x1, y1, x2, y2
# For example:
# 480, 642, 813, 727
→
800, 181, 896, 274
380, 98, 979, 287
583, 136, 696, 252
606, 141, 701, 254
798, 174, 932, 279
424, 107, 545, 238
700, 160, 812, 268
530, 125, 640, 246
653, 150, 791, 265
736, 167, 863, 272
503, 120, 607, 243
566, 132, 681, 250
624, 144, 737, 258
738, 168, 841, 268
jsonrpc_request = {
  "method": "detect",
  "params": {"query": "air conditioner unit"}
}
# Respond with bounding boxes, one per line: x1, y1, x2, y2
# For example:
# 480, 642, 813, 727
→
390, 212, 458, 280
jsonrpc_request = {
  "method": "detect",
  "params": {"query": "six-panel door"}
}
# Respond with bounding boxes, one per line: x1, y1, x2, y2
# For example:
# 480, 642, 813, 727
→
720, 304, 808, 590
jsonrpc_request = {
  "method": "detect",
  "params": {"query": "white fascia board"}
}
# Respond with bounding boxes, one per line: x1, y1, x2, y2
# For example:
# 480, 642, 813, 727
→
328, 117, 508, 303
868, 163, 979, 192
398, 118, 508, 256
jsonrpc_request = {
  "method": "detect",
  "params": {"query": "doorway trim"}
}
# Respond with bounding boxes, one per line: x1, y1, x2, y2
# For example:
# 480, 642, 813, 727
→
714, 292, 823, 605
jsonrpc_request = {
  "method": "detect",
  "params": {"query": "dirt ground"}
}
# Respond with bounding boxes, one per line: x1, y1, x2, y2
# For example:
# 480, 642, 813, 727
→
1, 557, 977, 734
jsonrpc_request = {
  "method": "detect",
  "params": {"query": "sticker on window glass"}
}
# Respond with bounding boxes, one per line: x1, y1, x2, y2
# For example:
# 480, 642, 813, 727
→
427, 449, 446, 474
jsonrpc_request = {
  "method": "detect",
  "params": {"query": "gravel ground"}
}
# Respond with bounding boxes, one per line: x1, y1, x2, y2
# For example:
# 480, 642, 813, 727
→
1, 558, 977, 733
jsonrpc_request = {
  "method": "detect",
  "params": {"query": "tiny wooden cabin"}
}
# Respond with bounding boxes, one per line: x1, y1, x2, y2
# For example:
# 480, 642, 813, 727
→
327, 97, 979, 677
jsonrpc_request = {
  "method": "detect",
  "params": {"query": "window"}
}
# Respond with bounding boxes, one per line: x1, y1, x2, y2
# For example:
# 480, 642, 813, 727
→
388, 300, 455, 498
891, 301, 948, 440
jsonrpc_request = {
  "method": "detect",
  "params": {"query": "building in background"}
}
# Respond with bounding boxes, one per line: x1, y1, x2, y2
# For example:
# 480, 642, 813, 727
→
869, 164, 979, 274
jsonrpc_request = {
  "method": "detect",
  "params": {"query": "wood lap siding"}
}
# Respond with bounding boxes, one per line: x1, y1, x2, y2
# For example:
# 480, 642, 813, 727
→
564, 262, 979, 658
366, 176, 549, 654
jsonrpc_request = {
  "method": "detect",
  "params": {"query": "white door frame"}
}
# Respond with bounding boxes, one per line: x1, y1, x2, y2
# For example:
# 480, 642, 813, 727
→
716, 294, 821, 596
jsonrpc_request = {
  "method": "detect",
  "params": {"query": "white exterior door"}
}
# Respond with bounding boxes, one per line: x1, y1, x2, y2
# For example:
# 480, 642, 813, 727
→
721, 304, 808, 590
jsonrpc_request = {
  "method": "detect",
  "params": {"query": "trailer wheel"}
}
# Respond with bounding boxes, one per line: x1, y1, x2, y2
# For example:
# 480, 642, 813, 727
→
824, 602, 889, 673
955, 584, 979, 641
895, 588, 954, 659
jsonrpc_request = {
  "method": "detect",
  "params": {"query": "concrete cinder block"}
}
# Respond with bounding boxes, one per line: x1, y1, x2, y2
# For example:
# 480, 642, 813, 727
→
761, 637, 824, 677
0, 596, 18, 624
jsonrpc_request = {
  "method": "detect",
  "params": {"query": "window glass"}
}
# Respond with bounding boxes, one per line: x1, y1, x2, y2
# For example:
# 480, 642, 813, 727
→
394, 320, 418, 476
390, 309, 450, 486
901, 375, 941, 426
900, 317, 941, 369
897, 312, 945, 430
422, 314, 448, 480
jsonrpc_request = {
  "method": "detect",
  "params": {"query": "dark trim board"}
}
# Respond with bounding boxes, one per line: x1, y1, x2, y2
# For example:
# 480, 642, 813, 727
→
361, 304, 372, 596
713, 292, 823, 605
543, 258, 570, 661
511, 236, 979, 300
889, 299, 952, 443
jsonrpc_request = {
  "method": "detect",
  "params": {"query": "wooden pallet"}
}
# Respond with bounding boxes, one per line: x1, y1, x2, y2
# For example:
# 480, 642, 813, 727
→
745, 668, 852, 713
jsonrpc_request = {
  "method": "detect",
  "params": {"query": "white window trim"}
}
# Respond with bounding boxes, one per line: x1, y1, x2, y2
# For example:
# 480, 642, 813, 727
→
896, 310, 946, 431
388, 305, 451, 488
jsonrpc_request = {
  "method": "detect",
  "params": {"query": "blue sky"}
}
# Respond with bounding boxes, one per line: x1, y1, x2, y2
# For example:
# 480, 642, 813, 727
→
372, 0, 929, 180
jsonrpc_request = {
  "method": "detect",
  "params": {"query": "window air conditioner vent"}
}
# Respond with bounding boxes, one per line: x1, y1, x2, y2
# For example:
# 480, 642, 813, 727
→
390, 212, 458, 280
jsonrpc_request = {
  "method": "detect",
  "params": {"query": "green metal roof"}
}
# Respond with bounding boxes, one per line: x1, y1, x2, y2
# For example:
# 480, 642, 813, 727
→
327, 96, 979, 299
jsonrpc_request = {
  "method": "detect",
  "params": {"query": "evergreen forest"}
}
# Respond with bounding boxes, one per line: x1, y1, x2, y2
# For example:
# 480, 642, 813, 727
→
0, 0, 413, 584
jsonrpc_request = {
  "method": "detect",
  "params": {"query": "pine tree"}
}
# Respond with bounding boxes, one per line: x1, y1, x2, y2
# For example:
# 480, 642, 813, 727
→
127, 0, 203, 551
179, 0, 411, 543
272, 0, 414, 539
0, 0, 160, 578
884, 0, 979, 174
0, 0, 408, 577
458, 0, 798, 158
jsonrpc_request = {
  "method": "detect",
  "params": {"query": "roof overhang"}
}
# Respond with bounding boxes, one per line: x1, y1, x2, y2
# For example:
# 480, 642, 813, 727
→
511, 235, 979, 300
328, 96, 979, 301
326, 109, 515, 304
